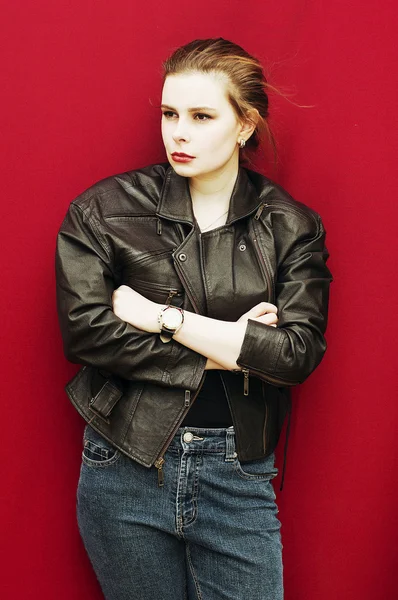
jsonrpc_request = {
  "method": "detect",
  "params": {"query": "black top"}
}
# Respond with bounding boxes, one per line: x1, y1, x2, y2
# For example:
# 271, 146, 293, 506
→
180, 223, 234, 428
181, 371, 233, 427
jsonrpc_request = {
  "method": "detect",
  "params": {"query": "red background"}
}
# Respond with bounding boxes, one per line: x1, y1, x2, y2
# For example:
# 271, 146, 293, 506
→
2, 1, 397, 598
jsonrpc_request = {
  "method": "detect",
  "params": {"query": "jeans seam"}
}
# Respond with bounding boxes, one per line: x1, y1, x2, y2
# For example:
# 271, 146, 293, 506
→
185, 542, 203, 600
182, 454, 201, 528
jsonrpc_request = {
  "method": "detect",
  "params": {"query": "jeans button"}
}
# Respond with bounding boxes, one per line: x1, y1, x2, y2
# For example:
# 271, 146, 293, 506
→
183, 431, 194, 443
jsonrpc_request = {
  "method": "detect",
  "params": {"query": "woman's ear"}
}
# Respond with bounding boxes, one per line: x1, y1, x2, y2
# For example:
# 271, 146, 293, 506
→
238, 108, 259, 141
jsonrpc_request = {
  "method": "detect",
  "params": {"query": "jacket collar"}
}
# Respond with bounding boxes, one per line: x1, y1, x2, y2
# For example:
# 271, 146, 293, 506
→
156, 164, 263, 225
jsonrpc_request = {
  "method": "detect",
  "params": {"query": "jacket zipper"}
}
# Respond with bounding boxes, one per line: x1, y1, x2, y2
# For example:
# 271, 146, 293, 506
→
242, 368, 250, 395
238, 366, 299, 389
263, 199, 315, 221
254, 202, 268, 220
165, 289, 180, 305
219, 371, 269, 456
132, 278, 182, 296
231, 367, 250, 396
154, 374, 206, 486
153, 223, 206, 486
254, 198, 313, 222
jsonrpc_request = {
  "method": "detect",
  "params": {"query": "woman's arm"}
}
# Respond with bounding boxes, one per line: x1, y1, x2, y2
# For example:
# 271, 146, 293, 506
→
112, 287, 278, 371
236, 213, 332, 386
112, 210, 332, 387
55, 202, 208, 390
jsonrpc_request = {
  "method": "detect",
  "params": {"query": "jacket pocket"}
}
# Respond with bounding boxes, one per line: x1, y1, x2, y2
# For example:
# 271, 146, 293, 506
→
129, 278, 184, 305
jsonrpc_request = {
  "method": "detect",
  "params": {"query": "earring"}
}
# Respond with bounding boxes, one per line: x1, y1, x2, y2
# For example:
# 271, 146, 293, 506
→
239, 139, 246, 148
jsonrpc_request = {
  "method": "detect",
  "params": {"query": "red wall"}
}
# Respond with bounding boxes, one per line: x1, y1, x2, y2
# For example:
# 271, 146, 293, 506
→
2, 1, 397, 598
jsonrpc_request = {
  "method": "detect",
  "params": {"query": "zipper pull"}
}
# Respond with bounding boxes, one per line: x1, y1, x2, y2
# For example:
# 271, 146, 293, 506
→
242, 368, 250, 396
154, 456, 165, 487
157, 218, 162, 235
185, 390, 191, 407
254, 202, 269, 220
165, 290, 178, 306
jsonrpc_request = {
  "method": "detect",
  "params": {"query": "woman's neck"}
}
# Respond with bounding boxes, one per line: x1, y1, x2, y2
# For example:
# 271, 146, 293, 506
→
189, 156, 239, 221
189, 165, 240, 232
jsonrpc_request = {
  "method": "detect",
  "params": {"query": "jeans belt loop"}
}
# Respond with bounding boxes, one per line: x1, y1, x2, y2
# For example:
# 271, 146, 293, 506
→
225, 427, 236, 462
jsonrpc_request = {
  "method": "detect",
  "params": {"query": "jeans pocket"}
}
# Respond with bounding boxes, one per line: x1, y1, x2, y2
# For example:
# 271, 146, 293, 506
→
82, 424, 121, 467
233, 452, 278, 481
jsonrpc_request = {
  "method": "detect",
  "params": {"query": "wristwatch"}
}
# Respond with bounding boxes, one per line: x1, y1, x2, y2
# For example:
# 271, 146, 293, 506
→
158, 306, 184, 343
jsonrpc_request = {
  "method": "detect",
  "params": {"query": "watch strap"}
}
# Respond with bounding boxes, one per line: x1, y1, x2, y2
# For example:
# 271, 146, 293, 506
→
159, 328, 174, 343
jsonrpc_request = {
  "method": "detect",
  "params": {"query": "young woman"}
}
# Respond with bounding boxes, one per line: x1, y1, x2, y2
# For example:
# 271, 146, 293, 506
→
56, 38, 332, 600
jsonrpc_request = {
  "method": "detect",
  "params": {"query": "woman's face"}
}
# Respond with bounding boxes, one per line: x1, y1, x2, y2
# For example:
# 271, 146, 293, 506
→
161, 72, 243, 179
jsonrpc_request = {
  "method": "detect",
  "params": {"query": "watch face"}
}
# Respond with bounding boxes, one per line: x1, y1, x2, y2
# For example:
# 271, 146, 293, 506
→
163, 308, 182, 329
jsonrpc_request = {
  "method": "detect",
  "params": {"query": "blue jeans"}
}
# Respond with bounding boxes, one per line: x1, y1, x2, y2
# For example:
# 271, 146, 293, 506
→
77, 424, 284, 600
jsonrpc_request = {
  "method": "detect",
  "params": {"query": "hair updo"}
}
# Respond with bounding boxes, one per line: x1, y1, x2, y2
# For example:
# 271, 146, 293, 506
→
162, 38, 277, 164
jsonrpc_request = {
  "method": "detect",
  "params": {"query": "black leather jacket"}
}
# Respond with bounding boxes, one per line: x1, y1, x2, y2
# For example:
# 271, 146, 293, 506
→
55, 163, 332, 486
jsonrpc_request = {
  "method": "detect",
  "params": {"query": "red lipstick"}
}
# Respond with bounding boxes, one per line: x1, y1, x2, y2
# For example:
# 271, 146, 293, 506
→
171, 152, 195, 163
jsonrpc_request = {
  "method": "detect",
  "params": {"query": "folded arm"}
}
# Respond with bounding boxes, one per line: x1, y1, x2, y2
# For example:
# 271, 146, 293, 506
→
236, 213, 333, 386
113, 212, 332, 387
55, 202, 207, 391
112, 288, 278, 371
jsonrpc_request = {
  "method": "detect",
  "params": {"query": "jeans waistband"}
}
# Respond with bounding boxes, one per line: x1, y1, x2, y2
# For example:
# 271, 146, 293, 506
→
167, 425, 237, 460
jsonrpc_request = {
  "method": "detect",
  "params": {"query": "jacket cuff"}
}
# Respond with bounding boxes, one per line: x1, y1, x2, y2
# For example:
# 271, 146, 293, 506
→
236, 319, 285, 377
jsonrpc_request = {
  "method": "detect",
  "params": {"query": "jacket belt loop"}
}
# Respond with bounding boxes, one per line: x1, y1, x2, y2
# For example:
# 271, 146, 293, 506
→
89, 379, 123, 423
225, 427, 236, 462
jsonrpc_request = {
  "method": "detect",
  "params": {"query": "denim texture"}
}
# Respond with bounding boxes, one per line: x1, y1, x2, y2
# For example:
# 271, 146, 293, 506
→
77, 423, 283, 600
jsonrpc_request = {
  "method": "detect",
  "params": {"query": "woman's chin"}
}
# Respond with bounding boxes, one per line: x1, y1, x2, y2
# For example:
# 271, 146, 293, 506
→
170, 161, 200, 177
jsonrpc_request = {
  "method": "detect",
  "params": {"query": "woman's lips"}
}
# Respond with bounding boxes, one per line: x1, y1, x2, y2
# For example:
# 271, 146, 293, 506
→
171, 152, 195, 163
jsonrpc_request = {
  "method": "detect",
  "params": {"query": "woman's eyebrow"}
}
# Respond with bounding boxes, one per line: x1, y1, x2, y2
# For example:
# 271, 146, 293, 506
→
161, 104, 217, 112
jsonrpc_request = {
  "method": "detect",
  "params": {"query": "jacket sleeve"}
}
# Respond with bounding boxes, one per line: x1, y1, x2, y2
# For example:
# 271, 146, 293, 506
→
55, 201, 207, 390
236, 211, 333, 386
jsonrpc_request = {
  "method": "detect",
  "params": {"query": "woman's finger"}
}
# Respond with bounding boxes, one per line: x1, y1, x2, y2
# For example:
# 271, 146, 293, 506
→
238, 301, 278, 322
253, 313, 278, 325
249, 301, 278, 315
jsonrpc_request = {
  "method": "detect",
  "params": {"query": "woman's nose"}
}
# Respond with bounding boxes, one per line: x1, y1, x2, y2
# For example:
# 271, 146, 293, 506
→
172, 119, 190, 143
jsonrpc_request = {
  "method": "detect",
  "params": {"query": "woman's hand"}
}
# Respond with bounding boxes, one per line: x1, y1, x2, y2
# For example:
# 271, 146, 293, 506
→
112, 287, 278, 372
205, 302, 278, 371
237, 302, 278, 327
112, 285, 160, 333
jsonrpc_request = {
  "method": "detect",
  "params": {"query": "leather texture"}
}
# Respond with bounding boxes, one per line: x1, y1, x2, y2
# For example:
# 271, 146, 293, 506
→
55, 162, 332, 467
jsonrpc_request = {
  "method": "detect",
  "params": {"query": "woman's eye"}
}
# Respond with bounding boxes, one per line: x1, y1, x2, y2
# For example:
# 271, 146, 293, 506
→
194, 113, 211, 121
161, 111, 212, 121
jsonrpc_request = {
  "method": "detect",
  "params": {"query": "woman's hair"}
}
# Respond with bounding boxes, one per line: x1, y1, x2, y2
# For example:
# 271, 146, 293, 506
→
162, 38, 277, 165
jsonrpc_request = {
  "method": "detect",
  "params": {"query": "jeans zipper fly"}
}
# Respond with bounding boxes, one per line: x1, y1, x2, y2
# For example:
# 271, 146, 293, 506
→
153, 377, 205, 487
